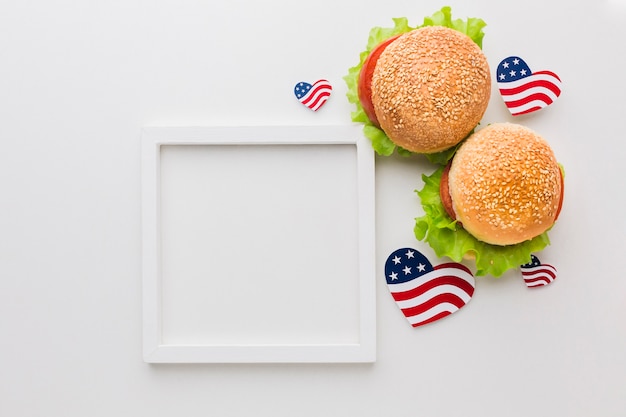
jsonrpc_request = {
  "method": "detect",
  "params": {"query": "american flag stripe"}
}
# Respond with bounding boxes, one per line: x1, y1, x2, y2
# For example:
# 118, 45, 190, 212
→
299, 79, 332, 111
499, 86, 559, 109
522, 264, 557, 287
403, 302, 463, 327
399, 291, 471, 314
387, 263, 475, 327
498, 70, 562, 116
498, 71, 562, 96
391, 276, 475, 303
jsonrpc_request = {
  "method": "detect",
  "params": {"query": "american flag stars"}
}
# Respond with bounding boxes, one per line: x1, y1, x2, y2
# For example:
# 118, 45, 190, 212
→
497, 56, 533, 82
384, 248, 435, 285
294, 82, 311, 99
388, 249, 427, 280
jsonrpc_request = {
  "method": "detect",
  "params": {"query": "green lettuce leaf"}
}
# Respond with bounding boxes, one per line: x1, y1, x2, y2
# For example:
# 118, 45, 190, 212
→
414, 167, 551, 277
343, 6, 487, 158
420, 6, 487, 48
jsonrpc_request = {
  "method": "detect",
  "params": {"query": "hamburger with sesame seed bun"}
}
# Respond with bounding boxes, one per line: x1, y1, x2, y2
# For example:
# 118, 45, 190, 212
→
358, 25, 491, 154
415, 123, 564, 277
344, 7, 489, 157
442, 123, 563, 245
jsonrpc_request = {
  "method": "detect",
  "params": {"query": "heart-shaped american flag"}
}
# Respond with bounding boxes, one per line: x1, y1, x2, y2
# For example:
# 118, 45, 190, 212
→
384, 248, 475, 327
497, 56, 562, 116
520, 254, 557, 288
294, 79, 332, 111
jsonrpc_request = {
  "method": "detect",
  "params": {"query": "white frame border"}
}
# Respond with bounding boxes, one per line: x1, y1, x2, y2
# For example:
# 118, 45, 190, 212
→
141, 125, 376, 363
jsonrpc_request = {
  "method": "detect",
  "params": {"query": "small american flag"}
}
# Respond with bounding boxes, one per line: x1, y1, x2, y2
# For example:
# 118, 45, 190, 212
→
385, 248, 475, 327
520, 254, 557, 288
497, 56, 561, 116
294, 79, 332, 111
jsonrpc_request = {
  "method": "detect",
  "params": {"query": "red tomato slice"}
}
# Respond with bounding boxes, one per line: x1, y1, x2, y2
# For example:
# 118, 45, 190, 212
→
357, 34, 401, 127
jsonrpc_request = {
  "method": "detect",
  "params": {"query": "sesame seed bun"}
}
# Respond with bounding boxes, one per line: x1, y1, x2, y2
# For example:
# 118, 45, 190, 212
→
371, 26, 491, 153
447, 123, 563, 246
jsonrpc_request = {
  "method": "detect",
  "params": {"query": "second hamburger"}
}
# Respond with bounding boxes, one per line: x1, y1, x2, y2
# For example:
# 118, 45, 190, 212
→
442, 123, 563, 246
415, 123, 564, 276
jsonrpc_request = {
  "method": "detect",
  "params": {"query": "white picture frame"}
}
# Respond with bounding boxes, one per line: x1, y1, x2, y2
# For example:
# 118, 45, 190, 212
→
141, 126, 376, 363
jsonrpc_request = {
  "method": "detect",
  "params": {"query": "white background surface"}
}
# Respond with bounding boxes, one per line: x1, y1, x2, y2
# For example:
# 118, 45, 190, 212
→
1, 0, 625, 415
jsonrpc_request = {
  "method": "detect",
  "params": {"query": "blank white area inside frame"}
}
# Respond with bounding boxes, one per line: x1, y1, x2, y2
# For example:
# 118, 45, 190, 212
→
159, 143, 360, 346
